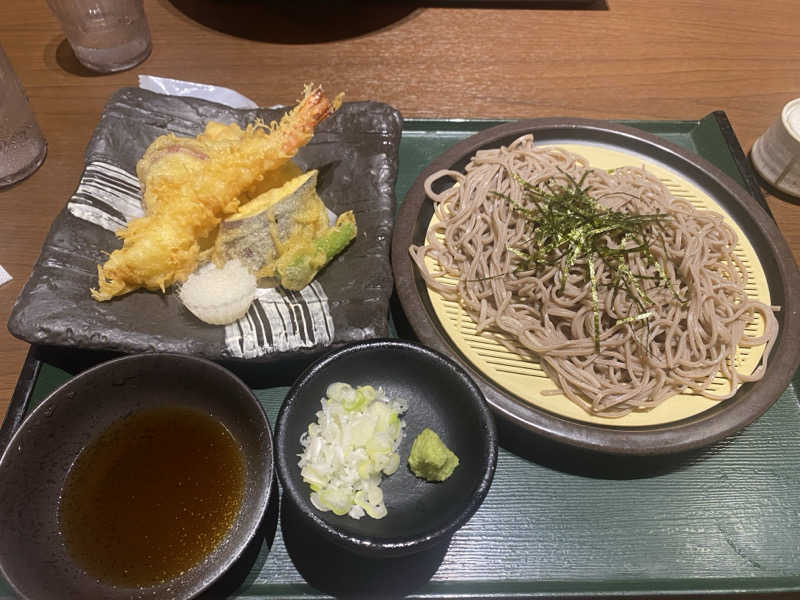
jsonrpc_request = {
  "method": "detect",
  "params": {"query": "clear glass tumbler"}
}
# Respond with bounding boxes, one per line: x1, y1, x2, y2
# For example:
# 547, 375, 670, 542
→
0, 46, 47, 188
47, 0, 152, 73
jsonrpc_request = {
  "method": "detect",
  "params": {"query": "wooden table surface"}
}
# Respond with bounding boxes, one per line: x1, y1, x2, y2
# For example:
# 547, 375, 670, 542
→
2, 0, 800, 433
1, 1, 799, 596
2, 0, 799, 418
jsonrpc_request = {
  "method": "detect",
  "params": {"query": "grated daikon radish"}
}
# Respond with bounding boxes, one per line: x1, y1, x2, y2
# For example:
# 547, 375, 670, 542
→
178, 260, 257, 325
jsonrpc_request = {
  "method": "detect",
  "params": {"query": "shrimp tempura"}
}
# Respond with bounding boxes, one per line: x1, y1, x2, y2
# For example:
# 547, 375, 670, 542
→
91, 84, 341, 301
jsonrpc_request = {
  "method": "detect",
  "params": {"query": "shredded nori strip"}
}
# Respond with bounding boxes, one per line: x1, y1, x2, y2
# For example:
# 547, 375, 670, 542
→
491, 171, 687, 351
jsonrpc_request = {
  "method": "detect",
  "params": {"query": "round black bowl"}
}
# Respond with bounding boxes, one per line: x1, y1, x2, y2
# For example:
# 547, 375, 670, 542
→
391, 117, 800, 455
0, 353, 274, 600
274, 339, 498, 558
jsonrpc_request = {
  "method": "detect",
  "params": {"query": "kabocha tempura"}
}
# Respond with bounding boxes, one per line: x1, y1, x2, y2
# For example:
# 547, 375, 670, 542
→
91, 85, 342, 302
214, 169, 358, 291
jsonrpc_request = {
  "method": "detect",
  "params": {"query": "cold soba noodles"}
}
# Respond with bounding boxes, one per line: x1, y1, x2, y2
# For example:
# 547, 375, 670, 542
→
410, 135, 779, 417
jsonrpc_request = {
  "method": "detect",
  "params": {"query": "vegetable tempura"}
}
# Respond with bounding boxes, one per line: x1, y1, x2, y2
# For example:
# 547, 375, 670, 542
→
91, 84, 341, 301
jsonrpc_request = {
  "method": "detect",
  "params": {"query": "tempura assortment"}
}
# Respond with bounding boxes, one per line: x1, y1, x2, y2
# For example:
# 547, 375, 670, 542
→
91, 84, 357, 325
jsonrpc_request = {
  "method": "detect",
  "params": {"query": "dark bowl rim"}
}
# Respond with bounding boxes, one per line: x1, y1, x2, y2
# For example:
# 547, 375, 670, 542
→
0, 351, 275, 600
274, 338, 498, 557
390, 116, 800, 456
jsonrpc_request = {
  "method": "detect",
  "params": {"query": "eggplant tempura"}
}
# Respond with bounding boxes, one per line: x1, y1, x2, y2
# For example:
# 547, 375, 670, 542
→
91, 84, 342, 301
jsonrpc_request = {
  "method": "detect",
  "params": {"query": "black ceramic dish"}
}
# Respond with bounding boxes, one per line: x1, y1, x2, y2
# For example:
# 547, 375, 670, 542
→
274, 339, 498, 558
8, 88, 401, 363
0, 353, 274, 600
391, 117, 800, 456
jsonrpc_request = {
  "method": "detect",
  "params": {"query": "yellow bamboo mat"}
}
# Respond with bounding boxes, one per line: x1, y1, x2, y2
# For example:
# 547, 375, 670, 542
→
423, 144, 771, 426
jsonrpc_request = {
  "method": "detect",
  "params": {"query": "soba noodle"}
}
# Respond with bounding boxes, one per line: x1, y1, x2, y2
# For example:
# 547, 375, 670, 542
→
409, 135, 779, 417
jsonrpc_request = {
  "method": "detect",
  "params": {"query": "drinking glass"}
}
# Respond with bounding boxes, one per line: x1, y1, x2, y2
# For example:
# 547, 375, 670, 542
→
0, 45, 47, 188
47, 0, 152, 73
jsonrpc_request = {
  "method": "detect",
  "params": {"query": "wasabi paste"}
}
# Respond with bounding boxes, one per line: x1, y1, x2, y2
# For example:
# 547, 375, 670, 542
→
408, 428, 459, 482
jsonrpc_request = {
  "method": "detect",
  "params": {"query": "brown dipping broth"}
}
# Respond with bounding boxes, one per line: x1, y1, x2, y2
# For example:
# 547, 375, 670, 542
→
58, 405, 245, 587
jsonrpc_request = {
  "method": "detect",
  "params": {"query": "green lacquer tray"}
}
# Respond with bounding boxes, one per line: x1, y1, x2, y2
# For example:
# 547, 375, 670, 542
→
3, 113, 800, 599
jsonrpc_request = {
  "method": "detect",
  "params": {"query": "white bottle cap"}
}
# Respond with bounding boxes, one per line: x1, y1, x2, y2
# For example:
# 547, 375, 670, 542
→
751, 98, 800, 198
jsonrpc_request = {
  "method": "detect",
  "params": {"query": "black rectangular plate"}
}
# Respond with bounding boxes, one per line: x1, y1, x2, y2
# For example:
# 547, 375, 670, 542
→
7, 89, 401, 364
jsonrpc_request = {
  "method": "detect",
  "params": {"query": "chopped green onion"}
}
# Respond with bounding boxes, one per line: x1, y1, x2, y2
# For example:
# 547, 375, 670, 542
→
298, 382, 407, 520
